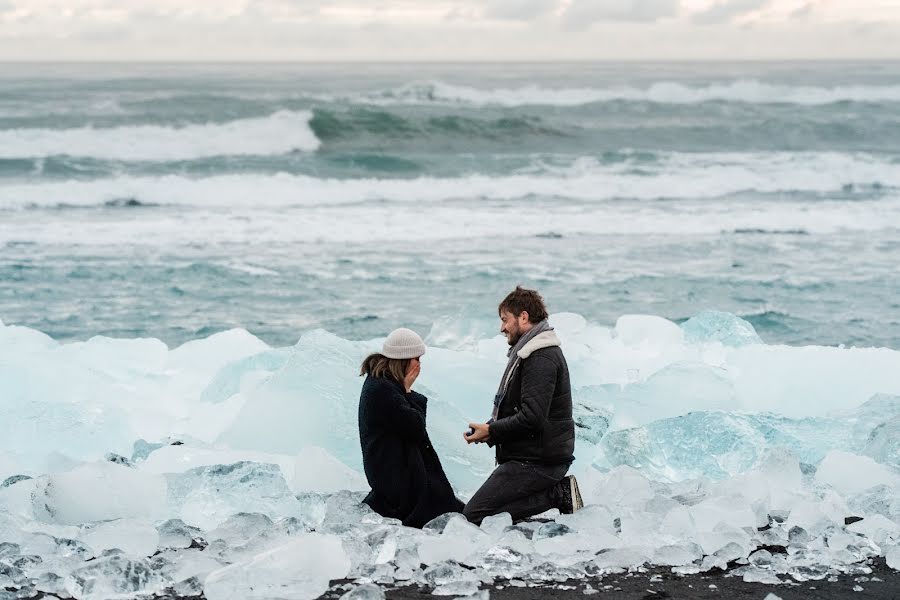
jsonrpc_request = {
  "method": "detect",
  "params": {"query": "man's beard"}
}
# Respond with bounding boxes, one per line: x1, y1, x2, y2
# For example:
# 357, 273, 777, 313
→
506, 331, 521, 346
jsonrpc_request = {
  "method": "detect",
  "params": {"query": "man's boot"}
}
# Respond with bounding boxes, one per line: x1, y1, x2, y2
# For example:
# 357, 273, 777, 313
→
555, 475, 583, 514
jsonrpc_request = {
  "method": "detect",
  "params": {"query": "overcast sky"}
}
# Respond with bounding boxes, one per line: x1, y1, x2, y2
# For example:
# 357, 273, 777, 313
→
1, 0, 899, 61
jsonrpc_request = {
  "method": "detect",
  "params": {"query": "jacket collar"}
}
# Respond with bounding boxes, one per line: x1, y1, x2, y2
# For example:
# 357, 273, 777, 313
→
516, 330, 561, 359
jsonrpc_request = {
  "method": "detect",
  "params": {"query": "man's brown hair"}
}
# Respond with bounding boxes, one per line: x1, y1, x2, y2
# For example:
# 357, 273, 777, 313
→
360, 353, 411, 383
498, 286, 549, 323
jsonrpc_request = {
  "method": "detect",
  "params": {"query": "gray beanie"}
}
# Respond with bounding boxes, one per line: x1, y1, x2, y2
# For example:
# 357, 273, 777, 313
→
382, 328, 426, 359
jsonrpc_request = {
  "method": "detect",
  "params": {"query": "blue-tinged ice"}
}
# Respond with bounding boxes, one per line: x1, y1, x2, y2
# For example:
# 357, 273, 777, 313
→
681, 310, 763, 346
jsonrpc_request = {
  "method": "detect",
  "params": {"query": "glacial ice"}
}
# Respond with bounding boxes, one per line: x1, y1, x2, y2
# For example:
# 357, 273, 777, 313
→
0, 312, 899, 597
203, 534, 350, 600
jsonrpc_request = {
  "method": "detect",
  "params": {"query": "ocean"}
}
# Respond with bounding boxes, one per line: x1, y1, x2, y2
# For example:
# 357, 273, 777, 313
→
1, 61, 898, 348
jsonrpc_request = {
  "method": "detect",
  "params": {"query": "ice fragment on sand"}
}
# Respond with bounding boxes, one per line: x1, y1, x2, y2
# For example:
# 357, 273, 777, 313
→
204, 534, 349, 600
79, 518, 159, 556
65, 553, 164, 600
33, 462, 166, 525
340, 583, 386, 600
166, 461, 300, 530
885, 545, 900, 570
432, 580, 480, 596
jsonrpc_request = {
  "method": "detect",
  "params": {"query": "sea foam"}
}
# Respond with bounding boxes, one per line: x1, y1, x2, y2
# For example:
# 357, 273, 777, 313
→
0, 110, 319, 161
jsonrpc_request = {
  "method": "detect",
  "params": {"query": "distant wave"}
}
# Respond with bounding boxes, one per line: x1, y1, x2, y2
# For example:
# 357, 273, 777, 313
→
346, 80, 900, 107
0, 110, 320, 161
309, 107, 565, 142
1, 152, 898, 214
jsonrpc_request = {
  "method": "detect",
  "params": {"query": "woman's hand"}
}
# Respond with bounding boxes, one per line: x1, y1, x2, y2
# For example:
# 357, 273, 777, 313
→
403, 358, 421, 393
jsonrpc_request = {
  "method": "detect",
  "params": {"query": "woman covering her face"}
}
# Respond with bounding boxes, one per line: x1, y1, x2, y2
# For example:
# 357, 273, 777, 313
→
357, 328, 464, 527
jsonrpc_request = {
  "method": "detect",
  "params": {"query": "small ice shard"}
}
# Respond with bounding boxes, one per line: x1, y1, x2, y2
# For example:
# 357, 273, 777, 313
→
419, 516, 487, 565
174, 575, 205, 597
157, 519, 205, 550
886, 545, 900, 570
208, 512, 274, 549
432, 580, 480, 596
681, 311, 762, 347
614, 315, 684, 348
340, 583, 386, 600
423, 512, 463, 534
291, 446, 368, 494
479, 513, 512, 537
763, 594, 783, 600
79, 518, 159, 557
735, 565, 782, 584
479, 546, 530, 579
847, 515, 900, 545
815, 451, 900, 495
203, 533, 349, 600
593, 548, 650, 570
166, 461, 301, 530
64, 553, 164, 600
863, 416, 900, 466
534, 522, 572, 540
423, 562, 479, 587
652, 543, 702, 566
0, 561, 27, 587
32, 462, 166, 525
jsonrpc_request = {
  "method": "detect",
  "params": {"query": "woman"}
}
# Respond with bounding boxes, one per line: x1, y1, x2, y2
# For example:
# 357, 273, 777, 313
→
358, 328, 464, 527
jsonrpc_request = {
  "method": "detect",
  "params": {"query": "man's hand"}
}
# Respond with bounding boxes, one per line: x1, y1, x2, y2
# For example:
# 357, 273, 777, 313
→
464, 422, 490, 444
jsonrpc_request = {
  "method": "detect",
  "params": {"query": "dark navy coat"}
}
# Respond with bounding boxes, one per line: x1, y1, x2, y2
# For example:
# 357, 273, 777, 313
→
358, 375, 463, 527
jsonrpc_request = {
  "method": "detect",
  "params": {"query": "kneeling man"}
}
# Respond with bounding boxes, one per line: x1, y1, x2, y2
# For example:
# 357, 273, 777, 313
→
464, 286, 582, 524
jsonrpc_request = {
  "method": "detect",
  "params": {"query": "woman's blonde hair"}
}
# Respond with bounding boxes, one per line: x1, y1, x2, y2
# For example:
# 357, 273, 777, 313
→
360, 352, 411, 383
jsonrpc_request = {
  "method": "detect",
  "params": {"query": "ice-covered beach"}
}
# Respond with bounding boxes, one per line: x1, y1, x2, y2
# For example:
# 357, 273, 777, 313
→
2, 62, 900, 598
1, 310, 899, 599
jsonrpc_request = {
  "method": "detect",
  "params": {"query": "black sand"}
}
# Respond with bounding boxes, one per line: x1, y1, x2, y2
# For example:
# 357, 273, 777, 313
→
321, 558, 898, 600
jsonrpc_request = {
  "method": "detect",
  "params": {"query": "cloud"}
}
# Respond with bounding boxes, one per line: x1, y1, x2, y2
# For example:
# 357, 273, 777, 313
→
692, 0, 771, 24
562, 0, 680, 29
484, 0, 559, 21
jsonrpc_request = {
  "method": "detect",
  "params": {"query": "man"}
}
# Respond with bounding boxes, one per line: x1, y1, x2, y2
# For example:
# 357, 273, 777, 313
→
463, 286, 582, 525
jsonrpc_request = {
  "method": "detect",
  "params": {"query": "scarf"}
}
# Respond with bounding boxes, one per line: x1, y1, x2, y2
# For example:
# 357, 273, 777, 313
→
491, 319, 552, 420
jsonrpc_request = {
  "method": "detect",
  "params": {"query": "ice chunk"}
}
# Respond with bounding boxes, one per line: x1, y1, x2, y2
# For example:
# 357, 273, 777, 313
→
614, 315, 684, 348
593, 548, 650, 570
863, 416, 900, 467
64, 552, 165, 600
423, 561, 479, 587
340, 583, 386, 600
157, 519, 205, 550
31, 462, 166, 525
652, 543, 702, 566
479, 513, 512, 537
215, 330, 370, 469
879, 545, 899, 571
432, 580, 480, 596
847, 515, 900, 546
166, 461, 301, 530
419, 516, 487, 565
681, 311, 762, 346
208, 512, 275, 549
291, 446, 368, 494
79, 519, 159, 557
204, 533, 349, 600
815, 451, 900, 496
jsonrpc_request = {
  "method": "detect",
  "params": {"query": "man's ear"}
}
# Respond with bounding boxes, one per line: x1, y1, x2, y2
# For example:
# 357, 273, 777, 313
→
519, 311, 530, 325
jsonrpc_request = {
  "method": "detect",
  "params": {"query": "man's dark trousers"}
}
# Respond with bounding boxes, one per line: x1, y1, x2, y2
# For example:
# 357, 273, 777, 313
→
463, 460, 569, 525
